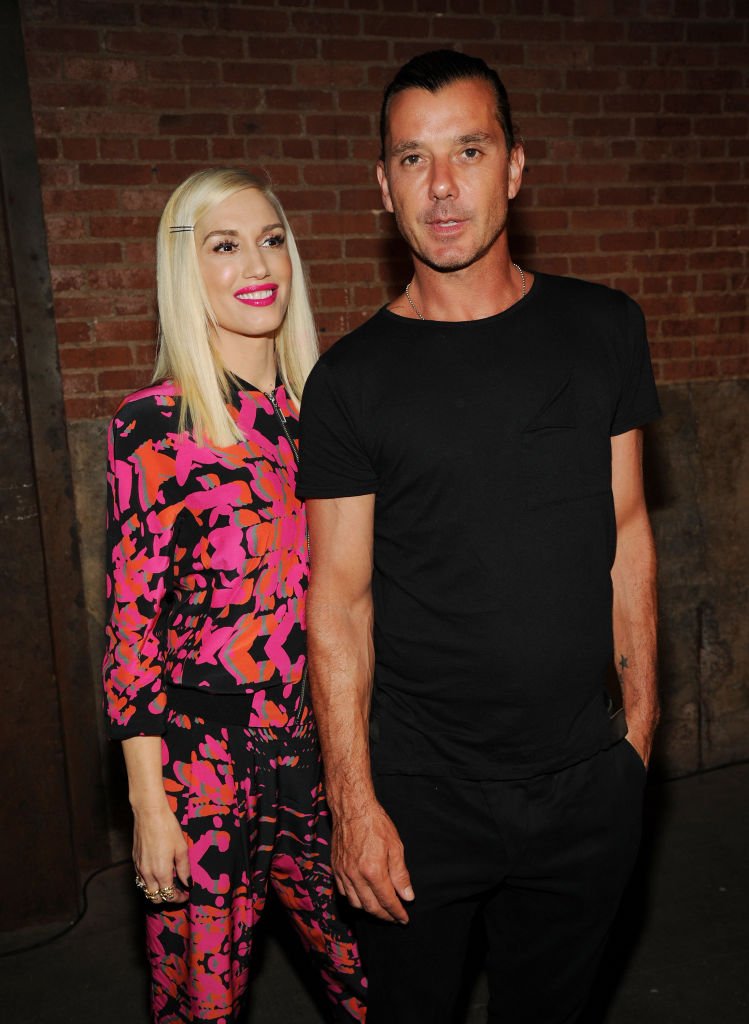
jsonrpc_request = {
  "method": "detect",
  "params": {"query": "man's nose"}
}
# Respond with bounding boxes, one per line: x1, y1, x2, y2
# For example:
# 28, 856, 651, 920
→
429, 157, 457, 201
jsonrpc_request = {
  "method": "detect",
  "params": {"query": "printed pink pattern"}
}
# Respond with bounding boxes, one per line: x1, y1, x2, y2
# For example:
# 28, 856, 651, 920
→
103, 380, 308, 737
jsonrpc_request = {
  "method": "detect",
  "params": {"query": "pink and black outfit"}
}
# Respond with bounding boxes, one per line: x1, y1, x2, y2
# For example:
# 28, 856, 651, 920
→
103, 378, 366, 1023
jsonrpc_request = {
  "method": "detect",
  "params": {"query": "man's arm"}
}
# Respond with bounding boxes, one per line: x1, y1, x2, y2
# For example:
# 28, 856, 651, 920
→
306, 494, 414, 923
611, 428, 659, 766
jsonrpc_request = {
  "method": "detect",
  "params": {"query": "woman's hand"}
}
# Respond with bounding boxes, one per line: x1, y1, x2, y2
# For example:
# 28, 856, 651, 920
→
132, 803, 190, 904
122, 735, 190, 905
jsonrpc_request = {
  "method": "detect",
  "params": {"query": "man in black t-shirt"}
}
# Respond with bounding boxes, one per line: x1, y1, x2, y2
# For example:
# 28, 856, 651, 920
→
297, 50, 660, 1024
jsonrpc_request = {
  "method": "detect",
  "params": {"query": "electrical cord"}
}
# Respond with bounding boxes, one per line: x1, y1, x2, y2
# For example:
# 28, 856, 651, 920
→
0, 857, 130, 959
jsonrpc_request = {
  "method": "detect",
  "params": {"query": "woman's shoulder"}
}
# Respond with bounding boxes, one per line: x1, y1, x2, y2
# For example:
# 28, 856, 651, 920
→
111, 380, 180, 423
109, 380, 182, 447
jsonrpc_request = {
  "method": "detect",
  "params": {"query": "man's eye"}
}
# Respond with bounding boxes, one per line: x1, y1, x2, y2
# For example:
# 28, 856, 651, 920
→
464, 148, 480, 159
402, 154, 421, 166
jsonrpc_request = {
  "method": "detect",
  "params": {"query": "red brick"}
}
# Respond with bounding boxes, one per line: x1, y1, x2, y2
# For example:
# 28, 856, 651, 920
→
182, 35, 244, 60
98, 368, 152, 392
100, 138, 135, 160
361, 13, 430, 37
139, 3, 215, 29
175, 138, 210, 161
322, 38, 388, 61
48, 238, 123, 263
656, 45, 719, 67
695, 337, 747, 357
149, 59, 218, 83
247, 37, 319, 61
32, 82, 109, 107
89, 216, 159, 238
159, 113, 230, 136
63, 371, 96, 396
112, 84, 187, 109
24, 26, 101, 53
225, 61, 291, 87
719, 356, 749, 377
304, 163, 368, 186
660, 316, 718, 337
600, 231, 657, 251
211, 139, 249, 160
188, 86, 262, 112
571, 209, 630, 231
137, 139, 173, 161
293, 11, 361, 35
56, 321, 92, 345
95, 320, 155, 343
79, 163, 154, 186
305, 114, 371, 137
103, 30, 180, 56
695, 205, 748, 227
65, 56, 139, 81
60, 343, 134, 368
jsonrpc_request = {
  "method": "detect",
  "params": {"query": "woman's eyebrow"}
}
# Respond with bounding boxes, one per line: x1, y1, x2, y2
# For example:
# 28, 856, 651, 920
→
201, 223, 283, 244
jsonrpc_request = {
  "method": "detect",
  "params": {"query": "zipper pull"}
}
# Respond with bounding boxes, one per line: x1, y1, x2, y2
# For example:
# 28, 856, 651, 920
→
265, 388, 286, 422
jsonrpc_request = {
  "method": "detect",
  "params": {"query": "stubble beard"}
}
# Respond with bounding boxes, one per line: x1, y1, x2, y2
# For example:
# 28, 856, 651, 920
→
392, 204, 508, 275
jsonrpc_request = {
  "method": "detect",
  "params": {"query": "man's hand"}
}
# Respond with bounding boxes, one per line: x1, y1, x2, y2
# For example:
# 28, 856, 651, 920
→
625, 728, 652, 769
332, 801, 414, 923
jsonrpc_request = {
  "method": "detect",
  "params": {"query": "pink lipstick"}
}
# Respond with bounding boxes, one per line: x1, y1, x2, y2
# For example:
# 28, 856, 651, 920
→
234, 284, 278, 307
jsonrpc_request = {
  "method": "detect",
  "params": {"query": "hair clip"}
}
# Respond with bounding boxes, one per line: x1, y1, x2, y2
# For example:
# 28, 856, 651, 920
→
169, 225, 194, 233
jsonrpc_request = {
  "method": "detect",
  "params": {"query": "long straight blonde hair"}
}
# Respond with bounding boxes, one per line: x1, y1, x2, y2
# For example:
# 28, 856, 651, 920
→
154, 168, 318, 447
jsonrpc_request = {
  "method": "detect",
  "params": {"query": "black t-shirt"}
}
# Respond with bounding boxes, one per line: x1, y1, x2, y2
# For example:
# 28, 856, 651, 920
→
297, 272, 661, 779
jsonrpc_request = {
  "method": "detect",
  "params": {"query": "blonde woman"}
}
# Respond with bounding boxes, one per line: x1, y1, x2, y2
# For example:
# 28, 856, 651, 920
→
103, 168, 366, 1022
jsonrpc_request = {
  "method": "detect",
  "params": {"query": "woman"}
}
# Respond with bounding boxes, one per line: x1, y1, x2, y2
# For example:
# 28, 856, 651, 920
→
103, 168, 367, 1023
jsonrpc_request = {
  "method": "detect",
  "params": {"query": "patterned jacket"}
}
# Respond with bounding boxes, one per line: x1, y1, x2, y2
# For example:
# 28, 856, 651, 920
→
103, 379, 308, 738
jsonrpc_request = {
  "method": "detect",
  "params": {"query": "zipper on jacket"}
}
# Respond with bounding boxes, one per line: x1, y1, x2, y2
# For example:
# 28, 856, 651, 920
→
264, 386, 307, 728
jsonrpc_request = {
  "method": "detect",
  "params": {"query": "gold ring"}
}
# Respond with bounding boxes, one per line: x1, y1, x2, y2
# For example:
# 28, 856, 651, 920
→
135, 874, 146, 890
158, 884, 177, 901
143, 888, 161, 902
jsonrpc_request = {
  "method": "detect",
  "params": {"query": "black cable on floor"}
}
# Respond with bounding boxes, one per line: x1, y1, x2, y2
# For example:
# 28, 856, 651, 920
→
0, 858, 130, 959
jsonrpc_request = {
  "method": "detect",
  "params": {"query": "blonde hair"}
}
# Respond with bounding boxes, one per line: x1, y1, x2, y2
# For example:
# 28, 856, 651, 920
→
154, 168, 318, 446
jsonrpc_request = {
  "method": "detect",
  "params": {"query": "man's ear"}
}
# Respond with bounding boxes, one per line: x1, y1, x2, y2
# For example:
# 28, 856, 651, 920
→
507, 144, 525, 200
377, 161, 394, 214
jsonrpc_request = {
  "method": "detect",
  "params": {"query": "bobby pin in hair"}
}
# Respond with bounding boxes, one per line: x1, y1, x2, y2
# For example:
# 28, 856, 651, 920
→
169, 225, 194, 233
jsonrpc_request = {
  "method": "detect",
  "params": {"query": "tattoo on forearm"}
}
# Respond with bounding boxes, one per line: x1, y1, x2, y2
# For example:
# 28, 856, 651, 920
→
617, 653, 629, 686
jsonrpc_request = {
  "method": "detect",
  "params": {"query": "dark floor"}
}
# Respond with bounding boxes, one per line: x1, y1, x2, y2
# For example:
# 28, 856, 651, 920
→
2, 763, 748, 1023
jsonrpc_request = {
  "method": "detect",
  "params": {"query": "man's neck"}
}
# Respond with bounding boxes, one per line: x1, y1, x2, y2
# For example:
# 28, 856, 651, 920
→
395, 257, 530, 323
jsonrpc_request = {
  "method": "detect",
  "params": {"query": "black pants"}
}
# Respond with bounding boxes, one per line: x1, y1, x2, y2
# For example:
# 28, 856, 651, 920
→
357, 740, 646, 1024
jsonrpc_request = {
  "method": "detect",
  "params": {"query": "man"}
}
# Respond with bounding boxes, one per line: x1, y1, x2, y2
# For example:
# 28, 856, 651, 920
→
297, 50, 660, 1024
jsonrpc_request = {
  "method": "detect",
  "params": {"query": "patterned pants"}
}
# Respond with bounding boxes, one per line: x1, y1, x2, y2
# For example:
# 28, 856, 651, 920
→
145, 706, 367, 1023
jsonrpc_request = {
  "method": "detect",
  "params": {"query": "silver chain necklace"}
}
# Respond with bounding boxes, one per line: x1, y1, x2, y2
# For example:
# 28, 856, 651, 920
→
405, 263, 526, 321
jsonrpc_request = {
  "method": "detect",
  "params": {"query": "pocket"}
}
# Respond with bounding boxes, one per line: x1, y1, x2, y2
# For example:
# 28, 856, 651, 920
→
620, 737, 647, 777
522, 376, 610, 510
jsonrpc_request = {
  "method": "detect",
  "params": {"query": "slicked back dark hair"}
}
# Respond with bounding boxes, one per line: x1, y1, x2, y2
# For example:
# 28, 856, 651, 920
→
379, 49, 516, 161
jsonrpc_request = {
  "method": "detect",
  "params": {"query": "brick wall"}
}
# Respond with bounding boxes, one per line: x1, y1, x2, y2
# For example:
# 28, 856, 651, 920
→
20, 0, 749, 421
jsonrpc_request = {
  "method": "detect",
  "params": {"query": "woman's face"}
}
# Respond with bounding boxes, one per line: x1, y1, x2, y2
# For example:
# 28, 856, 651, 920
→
195, 188, 292, 358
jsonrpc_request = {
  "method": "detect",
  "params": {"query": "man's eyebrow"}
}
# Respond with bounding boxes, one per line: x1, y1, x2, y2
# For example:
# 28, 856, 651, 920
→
390, 139, 421, 157
201, 223, 283, 244
456, 132, 496, 146
390, 131, 497, 157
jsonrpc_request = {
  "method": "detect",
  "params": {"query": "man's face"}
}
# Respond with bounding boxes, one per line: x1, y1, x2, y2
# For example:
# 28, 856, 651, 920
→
377, 78, 524, 274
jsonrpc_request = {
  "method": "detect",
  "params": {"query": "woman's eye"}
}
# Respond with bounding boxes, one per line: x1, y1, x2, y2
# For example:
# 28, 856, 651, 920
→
261, 234, 285, 248
212, 240, 238, 253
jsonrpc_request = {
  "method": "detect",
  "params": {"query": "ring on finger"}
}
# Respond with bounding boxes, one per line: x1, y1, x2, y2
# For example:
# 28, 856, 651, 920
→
158, 884, 177, 901
134, 874, 147, 890
143, 888, 161, 902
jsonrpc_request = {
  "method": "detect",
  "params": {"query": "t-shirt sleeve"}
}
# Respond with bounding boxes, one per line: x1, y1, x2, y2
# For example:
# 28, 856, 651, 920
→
102, 405, 179, 739
297, 358, 378, 498
609, 296, 662, 436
